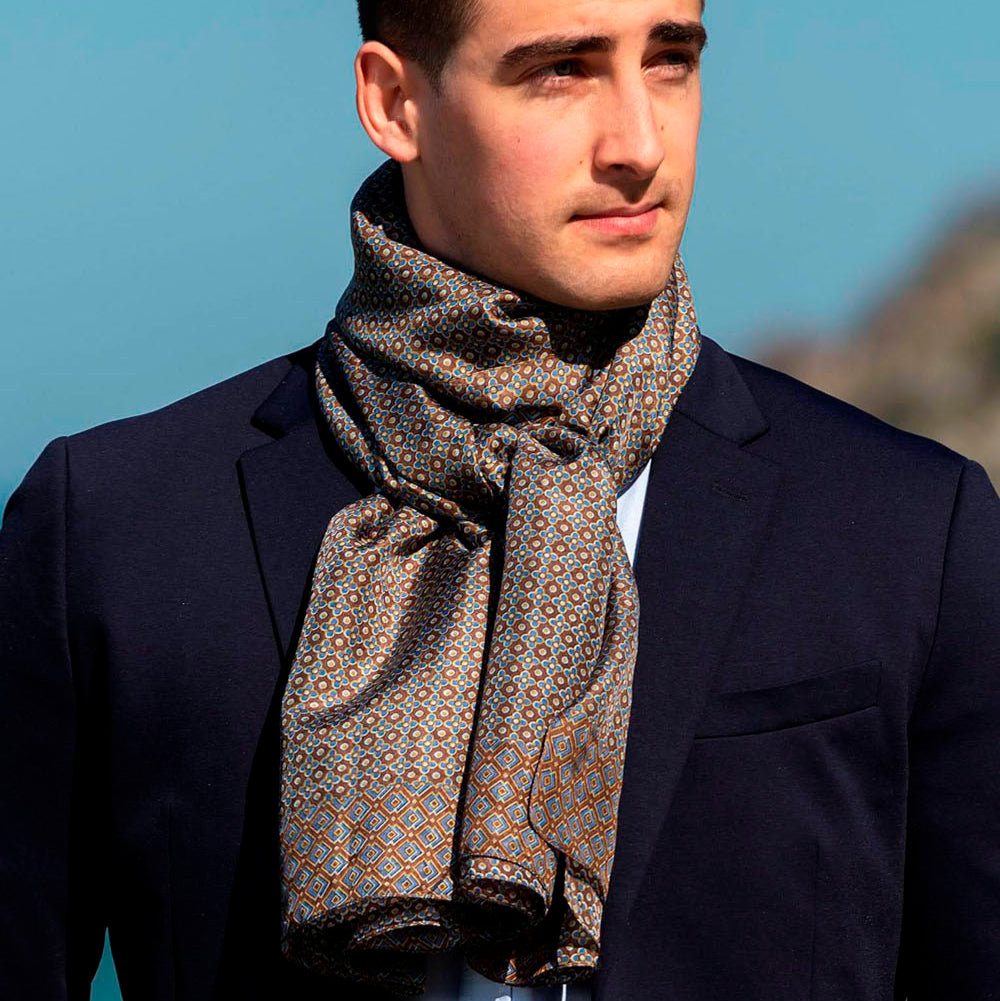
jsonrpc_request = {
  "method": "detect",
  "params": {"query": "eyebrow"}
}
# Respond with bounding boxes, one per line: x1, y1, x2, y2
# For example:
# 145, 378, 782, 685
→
499, 20, 708, 71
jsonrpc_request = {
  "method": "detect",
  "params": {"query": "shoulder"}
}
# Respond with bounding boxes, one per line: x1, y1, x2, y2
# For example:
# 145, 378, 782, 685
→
723, 342, 971, 486
712, 343, 1000, 606
3, 343, 319, 535
62, 342, 317, 471
17, 342, 320, 523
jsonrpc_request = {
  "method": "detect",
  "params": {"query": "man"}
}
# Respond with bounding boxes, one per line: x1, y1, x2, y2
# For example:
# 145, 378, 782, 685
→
1, 1, 998, 999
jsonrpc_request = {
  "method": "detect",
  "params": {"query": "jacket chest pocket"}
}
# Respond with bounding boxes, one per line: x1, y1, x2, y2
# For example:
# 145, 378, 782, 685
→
693, 658, 883, 738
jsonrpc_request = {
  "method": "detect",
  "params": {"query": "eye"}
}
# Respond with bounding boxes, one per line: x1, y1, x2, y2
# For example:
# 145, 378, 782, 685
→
536, 59, 580, 79
528, 58, 583, 85
549, 60, 577, 77
652, 49, 697, 75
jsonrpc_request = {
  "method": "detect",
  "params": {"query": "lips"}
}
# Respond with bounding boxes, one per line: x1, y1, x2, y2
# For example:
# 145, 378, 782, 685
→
574, 201, 662, 220
571, 202, 662, 237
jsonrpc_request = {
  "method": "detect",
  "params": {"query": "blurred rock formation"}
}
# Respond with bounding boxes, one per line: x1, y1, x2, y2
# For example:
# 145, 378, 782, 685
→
758, 200, 1000, 488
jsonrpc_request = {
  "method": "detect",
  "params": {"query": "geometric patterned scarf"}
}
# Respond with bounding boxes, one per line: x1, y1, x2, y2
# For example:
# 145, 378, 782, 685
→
279, 159, 700, 995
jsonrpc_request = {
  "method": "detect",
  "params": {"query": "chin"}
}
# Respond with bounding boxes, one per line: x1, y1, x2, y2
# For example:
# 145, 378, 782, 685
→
529, 249, 677, 311
540, 276, 671, 312
590, 286, 666, 310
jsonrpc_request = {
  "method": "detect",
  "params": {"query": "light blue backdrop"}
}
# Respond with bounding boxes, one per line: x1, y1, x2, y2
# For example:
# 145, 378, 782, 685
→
1, 2, 997, 996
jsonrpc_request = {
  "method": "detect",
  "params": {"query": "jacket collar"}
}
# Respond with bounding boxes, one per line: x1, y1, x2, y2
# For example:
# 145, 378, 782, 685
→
674, 334, 770, 445
238, 342, 367, 659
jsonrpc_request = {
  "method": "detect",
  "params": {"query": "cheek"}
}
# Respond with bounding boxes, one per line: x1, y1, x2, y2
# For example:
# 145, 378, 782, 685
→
663, 108, 701, 184
455, 144, 548, 232
471, 121, 585, 225
456, 92, 585, 182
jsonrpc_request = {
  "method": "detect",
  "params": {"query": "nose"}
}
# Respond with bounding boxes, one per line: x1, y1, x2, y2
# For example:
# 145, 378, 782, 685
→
592, 74, 666, 180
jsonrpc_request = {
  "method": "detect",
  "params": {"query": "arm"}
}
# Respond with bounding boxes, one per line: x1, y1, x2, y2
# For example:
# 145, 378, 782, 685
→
897, 459, 1000, 999
0, 439, 106, 999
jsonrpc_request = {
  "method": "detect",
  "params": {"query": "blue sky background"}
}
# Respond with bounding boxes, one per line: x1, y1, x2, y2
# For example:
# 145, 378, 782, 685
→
1, 2, 997, 993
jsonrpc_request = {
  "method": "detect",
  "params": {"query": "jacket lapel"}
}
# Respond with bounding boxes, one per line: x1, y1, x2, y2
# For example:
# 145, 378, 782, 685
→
600, 336, 783, 955
237, 344, 367, 661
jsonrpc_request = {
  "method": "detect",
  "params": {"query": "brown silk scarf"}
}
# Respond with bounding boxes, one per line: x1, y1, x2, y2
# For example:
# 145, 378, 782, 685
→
279, 160, 700, 995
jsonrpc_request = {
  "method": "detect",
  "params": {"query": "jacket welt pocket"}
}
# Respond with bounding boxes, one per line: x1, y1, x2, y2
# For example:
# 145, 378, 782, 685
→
693, 658, 883, 738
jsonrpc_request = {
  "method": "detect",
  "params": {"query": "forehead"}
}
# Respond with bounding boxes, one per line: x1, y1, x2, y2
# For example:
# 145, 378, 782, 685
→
467, 0, 704, 44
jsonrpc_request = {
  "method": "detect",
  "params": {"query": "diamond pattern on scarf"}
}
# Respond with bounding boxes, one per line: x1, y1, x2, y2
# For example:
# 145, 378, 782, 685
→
279, 159, 701, 996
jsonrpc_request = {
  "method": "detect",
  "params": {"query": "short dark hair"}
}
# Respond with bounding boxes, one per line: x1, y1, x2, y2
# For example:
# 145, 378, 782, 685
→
357, 1, 707, 89
356, 1, 480, 89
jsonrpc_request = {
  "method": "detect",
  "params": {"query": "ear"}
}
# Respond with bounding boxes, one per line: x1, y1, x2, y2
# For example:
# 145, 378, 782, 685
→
355, 41, 422, 163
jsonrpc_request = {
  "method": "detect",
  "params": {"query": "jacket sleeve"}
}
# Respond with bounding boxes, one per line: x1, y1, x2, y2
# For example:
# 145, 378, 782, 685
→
0, 438, 107, 1000
897, 458, 1000, 999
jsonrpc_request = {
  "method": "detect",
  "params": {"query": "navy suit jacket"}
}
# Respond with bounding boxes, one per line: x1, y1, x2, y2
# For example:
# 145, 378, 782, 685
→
2, 334, 999, 1001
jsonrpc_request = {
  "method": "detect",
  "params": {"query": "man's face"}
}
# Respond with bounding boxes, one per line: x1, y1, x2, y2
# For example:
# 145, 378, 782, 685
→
403, 0, 705, 310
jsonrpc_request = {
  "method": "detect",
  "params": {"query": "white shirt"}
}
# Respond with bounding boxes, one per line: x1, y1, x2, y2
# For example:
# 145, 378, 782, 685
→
414, 461, 653, 1001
